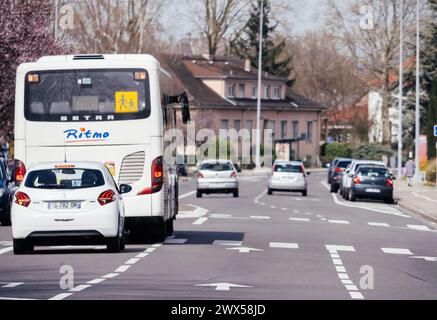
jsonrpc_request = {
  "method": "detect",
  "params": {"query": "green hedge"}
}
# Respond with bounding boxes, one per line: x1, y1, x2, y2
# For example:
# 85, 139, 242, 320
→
322, 142, 393, 164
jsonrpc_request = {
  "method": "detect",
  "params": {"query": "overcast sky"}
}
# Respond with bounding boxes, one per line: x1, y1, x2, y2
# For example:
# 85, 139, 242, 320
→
160, 0, 328, 41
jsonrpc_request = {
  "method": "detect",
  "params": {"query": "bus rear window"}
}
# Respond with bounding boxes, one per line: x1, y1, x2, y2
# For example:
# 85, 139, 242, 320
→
24, 69, 151, 122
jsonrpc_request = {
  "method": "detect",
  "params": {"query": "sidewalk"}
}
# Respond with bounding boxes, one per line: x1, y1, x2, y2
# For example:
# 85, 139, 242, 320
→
395, 179, 437, 224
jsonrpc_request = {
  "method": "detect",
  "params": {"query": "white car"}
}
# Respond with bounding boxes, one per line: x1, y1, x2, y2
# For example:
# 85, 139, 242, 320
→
268, 161, 309, 196
196, 160, 239, 198
11, 162, 129, 254
340, 160, 386, 200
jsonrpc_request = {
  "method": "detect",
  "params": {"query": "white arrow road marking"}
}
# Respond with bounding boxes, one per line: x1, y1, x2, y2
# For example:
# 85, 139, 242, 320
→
226, 247, 263, 253
269, 242, 299, 249
409, 256, 437, 262
195, 283, 252, 291
0, 247, 13, 255
2, 282, 24, 288
213, 240, 242, 246
381, 248, 413, 255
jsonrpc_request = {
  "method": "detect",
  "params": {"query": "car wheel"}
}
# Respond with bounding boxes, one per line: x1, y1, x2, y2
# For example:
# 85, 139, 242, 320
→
107, 236, 121, 253
302, 190, 308, 197
267, 188, 273, 195
385, 197, 394, 204
196, 190, 202, 198
349, 189, 356, 202
120, 233, 126, 251
330, 184, 337, 193
0, 215, 11, 226
339, 187, 343, 196
344, 188, 349, 200
166, 218, 174, 236
13, 239, 33, 255
233, 190, 239, 198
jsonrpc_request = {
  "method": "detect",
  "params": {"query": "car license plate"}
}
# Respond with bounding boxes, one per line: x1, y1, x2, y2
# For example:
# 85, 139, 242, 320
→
365, 189, 381, 193
214, 183, 226, 188
48, 201, 82, 210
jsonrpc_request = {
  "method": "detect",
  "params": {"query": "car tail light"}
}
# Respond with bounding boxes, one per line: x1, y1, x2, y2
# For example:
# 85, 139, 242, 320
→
354, 177, 361, 185
230, 171, 237, 178
98, 190, 115, 206
386, 179, 393, 187
15, 192, 31, 207
137, 156, 164, 195
14, 159, 26, 185
335, 167, 344, 173
197, 172, 204, 179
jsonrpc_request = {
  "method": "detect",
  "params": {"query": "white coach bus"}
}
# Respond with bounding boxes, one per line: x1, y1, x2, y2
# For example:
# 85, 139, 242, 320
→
14, 54, 190, 241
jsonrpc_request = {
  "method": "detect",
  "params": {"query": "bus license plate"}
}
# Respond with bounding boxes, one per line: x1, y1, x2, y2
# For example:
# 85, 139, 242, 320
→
48, 201, 82, 210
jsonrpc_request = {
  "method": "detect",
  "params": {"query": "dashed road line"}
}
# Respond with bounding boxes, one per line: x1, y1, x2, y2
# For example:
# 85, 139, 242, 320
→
328, 220, 350, 225
409, 256, 437, 262
210, 213, 232, 219
381, 248, 413, 255
406, 225, 431, 231
213, 240, 242, 246
289, 217, 310, 222
87, 278, 106, 285
269, 242, 299, 249
193, 217, 208, 225
103, 273, 119, 279
70, 284, 91, 292
368, 222, 390, 227
2, 282, 24, 288
49, 293, 73, 301
250, 215, 270, 220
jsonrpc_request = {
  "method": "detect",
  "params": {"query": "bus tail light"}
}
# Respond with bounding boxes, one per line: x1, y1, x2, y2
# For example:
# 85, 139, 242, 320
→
98, 190, 115, 206
14, 160, 26, 185
15, 192, 31, 207
137, 156, 164, 195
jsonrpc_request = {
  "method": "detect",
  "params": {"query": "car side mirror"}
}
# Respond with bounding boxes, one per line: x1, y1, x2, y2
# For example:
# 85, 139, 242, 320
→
119, 184, 132, 194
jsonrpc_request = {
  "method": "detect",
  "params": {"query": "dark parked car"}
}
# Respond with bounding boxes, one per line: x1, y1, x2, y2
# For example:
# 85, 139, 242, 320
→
0, 158, 12, 226
349, 166, 394, 204
329, 158, 352, 192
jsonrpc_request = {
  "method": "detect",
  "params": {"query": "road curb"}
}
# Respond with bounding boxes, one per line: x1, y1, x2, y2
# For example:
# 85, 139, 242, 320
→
396, 200, 437, 225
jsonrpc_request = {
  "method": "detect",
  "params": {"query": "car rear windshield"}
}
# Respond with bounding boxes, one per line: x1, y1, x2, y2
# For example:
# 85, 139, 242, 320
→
274, 164, 303, 173
25, 168, 105, 189
337, 161, 351, 168
357, 167, 390, 178
200, 163, 234, 171
25, 69, 151, 122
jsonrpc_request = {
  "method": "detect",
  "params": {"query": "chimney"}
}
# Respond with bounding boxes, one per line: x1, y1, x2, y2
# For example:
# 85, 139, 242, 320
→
244, 59, 251, 72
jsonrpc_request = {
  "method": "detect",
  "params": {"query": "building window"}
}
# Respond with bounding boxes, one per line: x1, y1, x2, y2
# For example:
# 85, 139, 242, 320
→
265, 120, 276, 139
234, 119, 241, 131
265, 85, 271, 99
307, 121, 313, 142
227, 84, 235, 98
274, 86, 281, 99
252, 86, 257, 98
238, 84, 245, 98
280, 121, 287, 139
221, 119, 229, 130
292, 121, 299, 139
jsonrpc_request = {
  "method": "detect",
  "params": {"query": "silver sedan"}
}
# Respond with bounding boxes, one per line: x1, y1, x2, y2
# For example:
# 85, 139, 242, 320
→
267, 161, 309, 196
196, 160, 239, 198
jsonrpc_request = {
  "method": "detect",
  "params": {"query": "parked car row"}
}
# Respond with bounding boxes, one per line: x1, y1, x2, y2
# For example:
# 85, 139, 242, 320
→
0, 157, 13, 226
328, 158, 395, 204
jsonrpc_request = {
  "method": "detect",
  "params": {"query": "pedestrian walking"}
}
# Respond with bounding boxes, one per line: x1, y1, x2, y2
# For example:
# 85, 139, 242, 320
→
404, 157, 416, 187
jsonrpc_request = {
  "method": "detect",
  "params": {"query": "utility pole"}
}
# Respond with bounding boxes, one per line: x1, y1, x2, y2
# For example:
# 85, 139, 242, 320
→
398, 0, 404, 179
415, 0, 421, 183
255, 0, 264, 169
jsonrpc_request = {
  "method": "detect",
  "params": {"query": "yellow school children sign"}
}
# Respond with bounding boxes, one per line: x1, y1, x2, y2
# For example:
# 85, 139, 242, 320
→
115, 91, 138, 113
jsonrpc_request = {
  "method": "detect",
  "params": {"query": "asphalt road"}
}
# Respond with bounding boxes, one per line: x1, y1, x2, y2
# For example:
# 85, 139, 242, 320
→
0, 171, 436, 300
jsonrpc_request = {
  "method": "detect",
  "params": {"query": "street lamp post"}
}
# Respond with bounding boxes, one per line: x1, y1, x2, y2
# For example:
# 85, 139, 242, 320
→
415, 0, 421, 183
398, 0, 404, 179
255, 0, 264, 169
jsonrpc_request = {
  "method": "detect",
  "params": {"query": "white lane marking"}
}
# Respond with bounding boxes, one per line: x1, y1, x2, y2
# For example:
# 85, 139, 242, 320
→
338, 273, 350, 280
345, 284, 359, 291
269, 242, 299, 249
0, 296, 37, 300
335, 266, 346, 273
210, 214, 232, 218
69, 285, 91, 292
195, 283, 252, 291
305, 212, 313, 215
381, 248, 413, 255
289, 217, 310, 222
125, 258, 140, 265
213, 240, 242, 246
368, 222, 390, 227
321, 218, 327, 221
164, 238, 187, 244
293, 210, 300, 213
49, 293, 73, 300
226, 247, 263, 253
145, 247, 157, 252
152, 243, 162, 248
281, 208, 288, 211
330, 253, 340, 259
0, 247, 13, 255
316, 215, 323, 218
193, 217, 208, 225
341, 279, 354, 285
87, 278, 106, 285
250, 215, 270, 220
332, 259, 343, 265
269, 205, 276, 209
179, 190, 196, 199
2, 282, 24, 288
406, 225, 431, 231
328, 220, 350, 225
259, 202, 266, 206
349, 292, 364, 299
103, 273, 119, 279
409, 256, 437, 262
321, 180, 410, 218
115, 265, 130, 273
136, 252, 149, 258
254, 189, 267, 204
412, 192, 437, 204
326, 245, 356, 253
178, 204, 208, 218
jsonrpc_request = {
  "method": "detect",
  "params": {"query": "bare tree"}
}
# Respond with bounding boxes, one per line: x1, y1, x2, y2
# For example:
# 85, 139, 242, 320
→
326, 0, 417, 145
70, 0, 168, 54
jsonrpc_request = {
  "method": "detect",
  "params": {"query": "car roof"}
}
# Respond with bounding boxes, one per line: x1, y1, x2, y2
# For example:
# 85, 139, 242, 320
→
274, 160, 303, 165
352, 160, 385, 165
28, 161, 106, 171
200, 159, 233, 165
